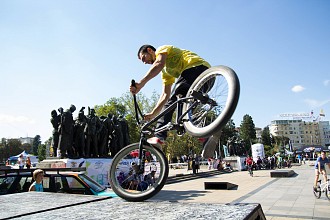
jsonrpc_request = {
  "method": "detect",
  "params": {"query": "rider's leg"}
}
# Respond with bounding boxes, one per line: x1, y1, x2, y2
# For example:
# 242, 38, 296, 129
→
321, 170, 327, 184
155, 65, 209, 141
314, 169, 320, 188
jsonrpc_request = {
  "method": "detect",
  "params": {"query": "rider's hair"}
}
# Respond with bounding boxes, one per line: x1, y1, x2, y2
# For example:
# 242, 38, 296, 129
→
33, 169, 44, 180
137, 45, 156, 58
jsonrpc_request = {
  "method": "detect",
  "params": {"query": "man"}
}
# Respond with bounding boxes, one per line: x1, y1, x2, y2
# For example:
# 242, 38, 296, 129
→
130, 44, 210, 143
314, 151, 330, 191
246, 156, 254, 173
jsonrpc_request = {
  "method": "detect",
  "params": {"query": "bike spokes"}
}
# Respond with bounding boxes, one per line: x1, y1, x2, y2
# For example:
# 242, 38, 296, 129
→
109, 144, 168, 201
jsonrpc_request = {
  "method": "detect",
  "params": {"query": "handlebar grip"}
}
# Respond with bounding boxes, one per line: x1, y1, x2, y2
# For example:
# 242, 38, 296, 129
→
131, 79, 136, 87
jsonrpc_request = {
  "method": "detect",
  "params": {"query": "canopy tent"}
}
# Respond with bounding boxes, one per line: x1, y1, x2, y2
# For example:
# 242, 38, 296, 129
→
8, 151, 30, 160
285, 149, 294, 155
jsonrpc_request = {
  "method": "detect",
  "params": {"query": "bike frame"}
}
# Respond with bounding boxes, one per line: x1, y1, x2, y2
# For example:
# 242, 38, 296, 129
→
318, 179, 329, 192
131, 81, 204, 173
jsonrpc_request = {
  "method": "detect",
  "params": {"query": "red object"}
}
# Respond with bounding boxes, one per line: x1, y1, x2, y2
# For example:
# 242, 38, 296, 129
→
130, 150, 139, 157
198, 138, 206, 143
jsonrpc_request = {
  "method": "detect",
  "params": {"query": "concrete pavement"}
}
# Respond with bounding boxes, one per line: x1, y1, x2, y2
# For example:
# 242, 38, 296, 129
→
151, 163, 330, 219
1, 163, 329, 219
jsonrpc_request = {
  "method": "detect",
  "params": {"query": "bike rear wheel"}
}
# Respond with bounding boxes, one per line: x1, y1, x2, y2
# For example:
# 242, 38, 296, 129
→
183, 65, 240, 137
109, 143, 169, 202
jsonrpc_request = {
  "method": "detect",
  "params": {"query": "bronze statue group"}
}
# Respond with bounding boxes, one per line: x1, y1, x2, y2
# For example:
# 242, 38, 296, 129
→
51, 104, 129, 159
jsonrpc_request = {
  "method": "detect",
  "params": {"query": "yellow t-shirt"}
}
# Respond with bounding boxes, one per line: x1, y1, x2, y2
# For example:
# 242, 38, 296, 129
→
155, 45, 211, 85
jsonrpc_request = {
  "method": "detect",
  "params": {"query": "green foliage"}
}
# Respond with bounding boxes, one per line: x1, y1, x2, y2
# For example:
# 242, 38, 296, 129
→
0, 139, 23, 162
239, 114, 256, 148
263, 144, 278, 156
38, 144, 46, 161
95, 91, 160, 145
220, 119, 237, 143
32, 135, 41, 155
261, 126, 272, 146
165, 131, 202, 161
95, 97, 127, 117
21, 143, 32, 154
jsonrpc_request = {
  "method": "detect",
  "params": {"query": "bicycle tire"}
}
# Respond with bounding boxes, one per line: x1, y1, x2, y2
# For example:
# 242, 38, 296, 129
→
313, 185, 321, 199
325, 184, 330, 200
183, 65, 240, 137
109, 143, 169, 202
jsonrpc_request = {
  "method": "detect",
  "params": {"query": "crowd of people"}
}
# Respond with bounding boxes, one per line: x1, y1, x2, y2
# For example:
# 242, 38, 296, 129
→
14, 154, 32, 169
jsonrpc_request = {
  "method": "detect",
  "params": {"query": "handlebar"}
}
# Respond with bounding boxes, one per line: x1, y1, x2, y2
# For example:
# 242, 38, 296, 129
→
131, 79, 144, 125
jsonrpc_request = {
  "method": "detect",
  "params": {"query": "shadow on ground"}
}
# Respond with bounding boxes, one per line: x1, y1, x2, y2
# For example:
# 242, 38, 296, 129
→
150, 189, 211, 202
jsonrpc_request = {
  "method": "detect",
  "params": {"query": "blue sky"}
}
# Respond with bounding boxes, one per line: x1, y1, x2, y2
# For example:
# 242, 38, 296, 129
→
0, 0, 329, 142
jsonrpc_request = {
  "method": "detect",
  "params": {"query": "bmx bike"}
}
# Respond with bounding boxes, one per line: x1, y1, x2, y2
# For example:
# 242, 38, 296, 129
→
313, 179, 330, 200
247, 164, 253, 177
109, 65, 240, 201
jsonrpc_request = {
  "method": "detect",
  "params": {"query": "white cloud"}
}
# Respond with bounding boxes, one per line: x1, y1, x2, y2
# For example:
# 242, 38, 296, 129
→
304, 99, 330, 108
291, 85, 305, 93
0, 114, 36, 124
324, 80, 330, 86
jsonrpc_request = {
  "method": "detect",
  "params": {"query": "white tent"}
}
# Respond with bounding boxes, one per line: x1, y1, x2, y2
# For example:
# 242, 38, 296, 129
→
8, 151, 32, 160
285, 149, 294, 155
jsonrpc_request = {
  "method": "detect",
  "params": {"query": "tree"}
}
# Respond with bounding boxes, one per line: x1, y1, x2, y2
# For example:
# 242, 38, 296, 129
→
21, 143, 32, 153
219, 119, 237, 157
165, 131, 202, 162
261, 126, 272, 146
32, 135, 41, 155
94, 91, 159, 145
95, 97, 127, 117
239, 114, 256, 150
38, 144, 46, 161
0, 139, 23, 162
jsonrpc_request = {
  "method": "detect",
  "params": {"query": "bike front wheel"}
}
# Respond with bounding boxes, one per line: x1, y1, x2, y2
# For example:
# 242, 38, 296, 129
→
109, 143, 169, 202
325, 184, 330, 200
183, 65, 240, 137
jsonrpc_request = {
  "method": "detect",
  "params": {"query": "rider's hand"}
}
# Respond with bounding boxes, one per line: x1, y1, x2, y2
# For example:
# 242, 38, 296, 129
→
144, 112, 156, 121
130, 82, 142, 95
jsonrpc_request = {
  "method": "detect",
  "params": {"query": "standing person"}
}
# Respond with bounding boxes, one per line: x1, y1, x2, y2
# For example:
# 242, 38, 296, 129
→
17, 154, 25, 169
192, 157, 196, 174
314, 151, 330, 191
130, 45, 210, 144
26, 156, 31, 169
29, 169, 44, 192
207, 158, 212, 170
195, 155, 200, 174
297, 154, 301, 164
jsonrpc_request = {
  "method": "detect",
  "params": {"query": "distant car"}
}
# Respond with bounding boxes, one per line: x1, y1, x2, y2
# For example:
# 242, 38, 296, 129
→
0, 168, 117, 197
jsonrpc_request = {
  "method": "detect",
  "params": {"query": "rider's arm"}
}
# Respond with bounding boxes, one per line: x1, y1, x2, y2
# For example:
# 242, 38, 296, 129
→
131, 53, 167, 94
144, 84, 172, 121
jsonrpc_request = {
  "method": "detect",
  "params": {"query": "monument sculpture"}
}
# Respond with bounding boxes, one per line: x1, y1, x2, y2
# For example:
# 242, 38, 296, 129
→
58, 104, 76, 159
73, 107, 87, 158
51, 105, 130, 159
85, 108, 101, 158
50, 110, 61, 157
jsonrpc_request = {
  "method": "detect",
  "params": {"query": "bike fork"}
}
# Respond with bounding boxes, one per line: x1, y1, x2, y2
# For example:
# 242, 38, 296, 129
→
138, 137, 146, 174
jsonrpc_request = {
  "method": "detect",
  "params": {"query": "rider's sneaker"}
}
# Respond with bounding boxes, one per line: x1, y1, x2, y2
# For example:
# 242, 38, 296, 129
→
313, 186, 318, 192
201, 132, 221, 158
147, 137, 164, 150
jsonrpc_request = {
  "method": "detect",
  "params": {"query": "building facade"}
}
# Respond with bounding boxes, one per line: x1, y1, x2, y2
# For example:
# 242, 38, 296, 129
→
269, 120, 330, 148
